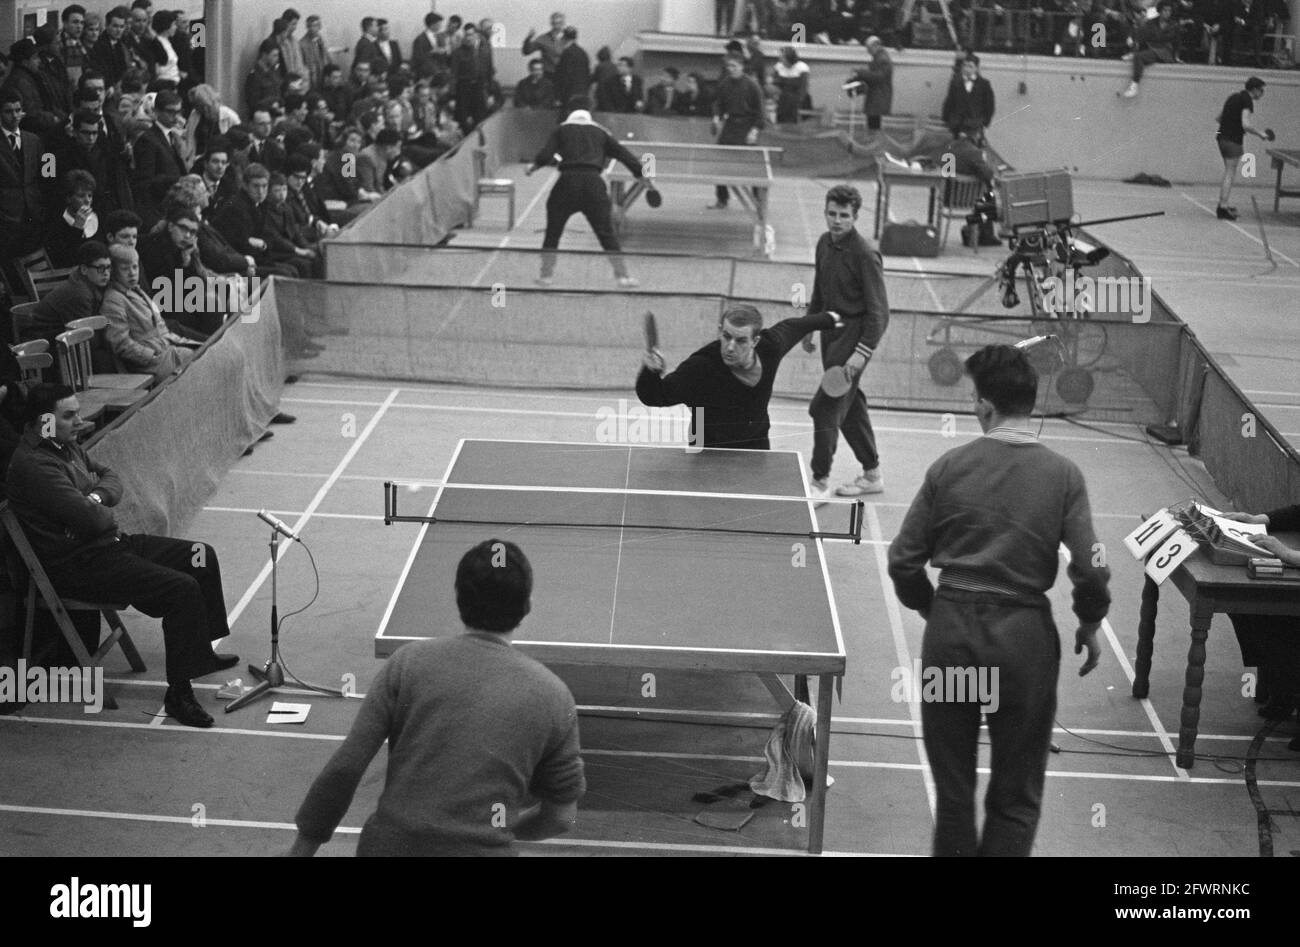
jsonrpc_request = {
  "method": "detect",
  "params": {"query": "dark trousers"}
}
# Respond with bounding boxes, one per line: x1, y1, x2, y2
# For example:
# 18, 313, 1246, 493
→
45, 535, 230, 685
540, 171, 627, 278
921, 588, 1059, 857
1231, 613, 1300, 705
809, 384, 879, 480
1132, 48, 1172, 82
867, 115, 882, 131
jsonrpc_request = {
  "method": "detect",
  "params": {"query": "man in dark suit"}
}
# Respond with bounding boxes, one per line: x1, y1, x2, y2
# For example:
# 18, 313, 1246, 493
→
372, 19, 402, 75
210, 162, 286, 274
47, 107, 133, 219
595, 57, 644, 113
645, 67, 680, 115
247, 109, 287, 173
2, 39, 66, 138
0, 90, 45, 286
941, 54, 995, 144
191, 139, 240, 217
245, 39, 283, 113
92, 7, 134, 87
411, 12, 449, 81
674, 72, 711, 116
515, 59, 556, 109
352, 17, 380, 72
552, 27, 591, 114
131, 89, 187, 227
448, 24, 490, 132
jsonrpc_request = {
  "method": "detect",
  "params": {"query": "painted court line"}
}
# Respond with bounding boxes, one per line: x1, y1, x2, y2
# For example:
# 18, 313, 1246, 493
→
278, 396, 1149, 446
865, 503, 935, 818
143, 389, 401, 728
1058, 545, 1185, 777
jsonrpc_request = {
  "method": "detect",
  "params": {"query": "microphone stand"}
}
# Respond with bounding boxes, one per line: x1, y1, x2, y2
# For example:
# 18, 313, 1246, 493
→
225, 524, 300, 713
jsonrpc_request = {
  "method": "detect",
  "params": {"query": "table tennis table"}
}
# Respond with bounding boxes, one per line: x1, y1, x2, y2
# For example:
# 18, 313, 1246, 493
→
604, 142, 783, 258
376, 438, 853, 854
1266, 148, 1300, 213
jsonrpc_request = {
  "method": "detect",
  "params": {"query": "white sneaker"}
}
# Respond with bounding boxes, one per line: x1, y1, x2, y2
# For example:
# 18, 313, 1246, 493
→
535, 276, 555, 287
809, 477, 831, 504
835, 469, 884, 496
617, 276, 640, 288
1120, 82, 1138, 98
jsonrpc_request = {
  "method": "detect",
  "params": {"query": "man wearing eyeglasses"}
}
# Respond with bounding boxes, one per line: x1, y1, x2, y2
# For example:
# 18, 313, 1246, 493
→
130, 89, 187, 227
139, 204, 225, 338
27, 241, 112, 346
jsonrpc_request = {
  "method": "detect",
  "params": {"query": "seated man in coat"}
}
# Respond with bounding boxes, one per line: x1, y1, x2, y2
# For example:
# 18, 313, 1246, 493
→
98, 242, 200, 384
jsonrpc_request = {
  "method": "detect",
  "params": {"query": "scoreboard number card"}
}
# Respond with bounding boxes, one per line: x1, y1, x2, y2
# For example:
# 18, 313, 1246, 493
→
1124, 509, 1179, 560
1144, 529, 1197, 585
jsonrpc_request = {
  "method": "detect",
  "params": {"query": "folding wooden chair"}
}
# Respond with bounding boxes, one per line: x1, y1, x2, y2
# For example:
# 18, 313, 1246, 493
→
1, 505, 145, 711
937, 173, 985, 251
55, 326, 150, 421
20, 265, 74, 302
62, 317, 153, 391
470, 147, 516, 231
13, 350, 52, 385
9, 301, 41, 345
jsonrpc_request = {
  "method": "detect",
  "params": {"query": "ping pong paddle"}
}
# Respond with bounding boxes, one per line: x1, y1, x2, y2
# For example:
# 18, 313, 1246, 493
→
643, 311, 659, 352
1265, 128, 1276, 142
820, 365, 856, 397
646, 184, 662, 208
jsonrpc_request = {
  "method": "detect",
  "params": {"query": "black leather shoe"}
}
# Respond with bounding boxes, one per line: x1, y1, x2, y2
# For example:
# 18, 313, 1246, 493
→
284, 375, 300, 384
270, 412, 296, 424
258, 430, 274, 443
1289, 734, 1300, 752
1258, 699, 1296, 721
164, 686, 214, 728
209, 651, 240, 672
1216, 206, 1238, 220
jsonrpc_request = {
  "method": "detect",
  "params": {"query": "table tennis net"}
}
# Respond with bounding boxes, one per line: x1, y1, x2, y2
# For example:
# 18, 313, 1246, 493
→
385, 481, 856, 539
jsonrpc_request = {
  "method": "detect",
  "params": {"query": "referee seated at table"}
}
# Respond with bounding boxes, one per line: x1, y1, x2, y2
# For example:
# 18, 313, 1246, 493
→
290, 539, 585, 856
636, 304, 840, 450
1219, 504, 1300, 747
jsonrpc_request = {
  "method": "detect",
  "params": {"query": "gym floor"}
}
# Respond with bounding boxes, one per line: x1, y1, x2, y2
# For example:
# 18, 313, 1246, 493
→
1, 163, 1297, 858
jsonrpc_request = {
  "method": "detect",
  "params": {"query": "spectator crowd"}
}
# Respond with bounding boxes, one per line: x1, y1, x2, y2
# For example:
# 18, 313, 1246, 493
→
716, 0, 1291, 67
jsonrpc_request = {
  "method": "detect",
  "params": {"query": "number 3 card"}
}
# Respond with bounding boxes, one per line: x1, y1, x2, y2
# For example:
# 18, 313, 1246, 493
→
1144, 529, 1197, 584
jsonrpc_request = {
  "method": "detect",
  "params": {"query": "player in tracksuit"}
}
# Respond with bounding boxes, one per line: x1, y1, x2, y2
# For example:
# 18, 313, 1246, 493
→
526, 98, 652, 287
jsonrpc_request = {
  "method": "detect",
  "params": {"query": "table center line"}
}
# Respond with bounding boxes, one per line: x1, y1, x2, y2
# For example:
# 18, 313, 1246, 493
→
607, 448, 634, 646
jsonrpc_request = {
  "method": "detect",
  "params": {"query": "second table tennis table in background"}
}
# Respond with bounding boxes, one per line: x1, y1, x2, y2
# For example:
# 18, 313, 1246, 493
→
377, 438, 856, 854
604, 141, 783, 257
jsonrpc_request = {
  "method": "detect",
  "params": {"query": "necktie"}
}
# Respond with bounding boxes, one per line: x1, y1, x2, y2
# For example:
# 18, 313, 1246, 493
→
8, 132, 19, 153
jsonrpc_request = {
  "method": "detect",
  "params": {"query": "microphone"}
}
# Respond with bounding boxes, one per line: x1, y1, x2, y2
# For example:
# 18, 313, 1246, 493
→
1014, 334, 1057, 350
257, 509, 301, 542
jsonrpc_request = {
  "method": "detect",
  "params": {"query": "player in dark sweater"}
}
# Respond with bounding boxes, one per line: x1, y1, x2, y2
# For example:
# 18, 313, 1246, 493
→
708, 55, 765, 210
803, 184, 890, 499
889, 345, 1111, 856
1214, 76, 1269, 221
526, 99, 655, 287
636, 304, 839, 450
